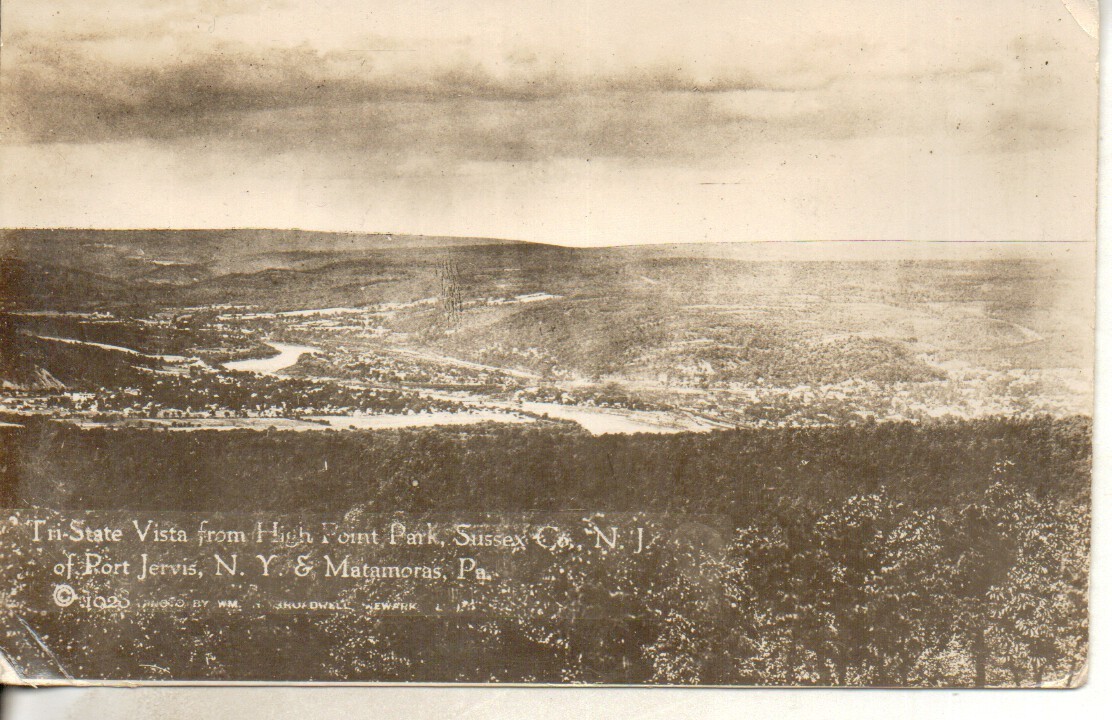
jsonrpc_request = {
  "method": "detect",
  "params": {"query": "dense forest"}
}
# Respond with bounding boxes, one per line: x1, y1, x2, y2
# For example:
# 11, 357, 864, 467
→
0, 417, 1090, 686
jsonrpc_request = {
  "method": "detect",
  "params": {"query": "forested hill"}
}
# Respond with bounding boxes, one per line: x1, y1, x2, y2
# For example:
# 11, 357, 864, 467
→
0, 416, 1090, 686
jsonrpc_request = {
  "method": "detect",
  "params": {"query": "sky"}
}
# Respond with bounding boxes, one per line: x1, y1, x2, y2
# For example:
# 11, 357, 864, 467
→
0, 0, 1099, 245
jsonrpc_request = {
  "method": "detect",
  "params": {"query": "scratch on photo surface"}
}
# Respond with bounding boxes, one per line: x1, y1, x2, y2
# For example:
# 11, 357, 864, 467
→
16, 614, 74, 680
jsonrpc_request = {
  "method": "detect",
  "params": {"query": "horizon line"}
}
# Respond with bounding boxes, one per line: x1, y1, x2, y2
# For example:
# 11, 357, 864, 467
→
0, 227, 1094, 250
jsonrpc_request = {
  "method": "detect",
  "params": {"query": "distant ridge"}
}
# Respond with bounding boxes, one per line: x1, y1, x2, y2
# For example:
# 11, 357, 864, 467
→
1, 228, 529, 254
1, 228, 1086, 264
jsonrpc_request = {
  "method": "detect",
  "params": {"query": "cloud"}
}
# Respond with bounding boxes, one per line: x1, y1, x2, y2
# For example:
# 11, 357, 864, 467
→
4, 33, 1087, 171
1, 41, 836, 163
0, 0, 1097, 243
2, 0, 1096, 172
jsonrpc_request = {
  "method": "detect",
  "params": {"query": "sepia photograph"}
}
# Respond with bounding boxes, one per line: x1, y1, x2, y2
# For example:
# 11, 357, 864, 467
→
0, 0, 1098, 687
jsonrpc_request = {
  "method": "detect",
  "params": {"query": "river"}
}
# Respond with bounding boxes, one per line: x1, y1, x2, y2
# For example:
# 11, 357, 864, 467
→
222, 342, 319, 375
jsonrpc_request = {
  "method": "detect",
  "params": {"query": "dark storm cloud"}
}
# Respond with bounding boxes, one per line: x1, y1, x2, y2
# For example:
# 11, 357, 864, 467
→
1, 29, 1085, 166
2, 40, 849, 162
